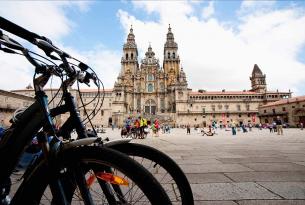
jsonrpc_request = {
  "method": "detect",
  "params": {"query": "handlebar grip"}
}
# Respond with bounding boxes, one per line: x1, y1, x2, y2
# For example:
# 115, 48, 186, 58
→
0, 16, 43, 44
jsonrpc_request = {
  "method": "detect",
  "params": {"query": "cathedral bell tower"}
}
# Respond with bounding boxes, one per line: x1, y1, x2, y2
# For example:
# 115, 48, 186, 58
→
121, 26, 139, 75
163, 25, 180, 86
250, 64, 267, 93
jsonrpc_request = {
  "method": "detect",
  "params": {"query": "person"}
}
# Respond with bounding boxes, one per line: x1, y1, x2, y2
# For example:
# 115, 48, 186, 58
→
154, 119, 159, 137
139, 116, 144, 138
241, 123, 248, 133
186, 124, 191, 135
134, 119, 140, 138
300, 122, 304, 130
268, 123, 273, 133
248, 123, 252, 132
275, 116, 283, 135
231, 120, 236, 135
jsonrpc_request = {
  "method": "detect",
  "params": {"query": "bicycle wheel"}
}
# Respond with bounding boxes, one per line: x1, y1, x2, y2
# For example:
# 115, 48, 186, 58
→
11, 146, 172, 205
108, 143, 194, 205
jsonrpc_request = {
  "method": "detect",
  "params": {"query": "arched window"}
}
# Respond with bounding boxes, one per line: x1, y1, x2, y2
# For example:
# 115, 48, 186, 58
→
147, 83, 154, 92
147, 74, 154, 81
131, 53, 134, 59
168, 52, 170, 59
173, 52, 175, 59
126, 53, 128, 60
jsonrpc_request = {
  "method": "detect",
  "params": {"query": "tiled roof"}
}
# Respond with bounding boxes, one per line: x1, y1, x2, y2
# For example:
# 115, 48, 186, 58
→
190, 91, 257, 95
260, 95, 305, 108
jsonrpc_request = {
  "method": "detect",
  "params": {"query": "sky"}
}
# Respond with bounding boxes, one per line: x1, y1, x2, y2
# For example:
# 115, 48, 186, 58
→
0, 0, 305, 96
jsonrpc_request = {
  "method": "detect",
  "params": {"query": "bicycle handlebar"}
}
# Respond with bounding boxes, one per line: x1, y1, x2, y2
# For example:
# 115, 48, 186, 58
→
0, 16, 98, 85
0, 16, 49, 44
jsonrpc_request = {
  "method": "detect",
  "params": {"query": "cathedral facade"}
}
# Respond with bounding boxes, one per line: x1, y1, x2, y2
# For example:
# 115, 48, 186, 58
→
111, 26, 187, 126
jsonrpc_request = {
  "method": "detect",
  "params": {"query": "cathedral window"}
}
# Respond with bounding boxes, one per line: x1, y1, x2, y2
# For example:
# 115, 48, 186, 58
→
173, 52, 175, 59
168, 52, 170, 59
131, 53, 134, 59
147, 74, 154, 81
147, 83, 154, 92
126, 53, 128, 60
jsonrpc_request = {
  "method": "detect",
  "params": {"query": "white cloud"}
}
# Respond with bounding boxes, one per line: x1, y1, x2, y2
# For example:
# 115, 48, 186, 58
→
116, 1, 305, 96
201, 1, 215, 19
0, 1, 120, 91
240, 0, 276, 12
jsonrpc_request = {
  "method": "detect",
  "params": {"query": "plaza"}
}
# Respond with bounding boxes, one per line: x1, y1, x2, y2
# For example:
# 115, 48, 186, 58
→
106, 127, 305, 205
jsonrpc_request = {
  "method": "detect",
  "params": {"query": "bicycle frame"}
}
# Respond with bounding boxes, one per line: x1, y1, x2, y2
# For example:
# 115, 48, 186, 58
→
0, 94, 48, 183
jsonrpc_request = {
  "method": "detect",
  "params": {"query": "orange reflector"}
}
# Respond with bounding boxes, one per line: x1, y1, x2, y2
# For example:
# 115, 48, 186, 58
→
96, 172, 129, 186
86, 173, 96, 187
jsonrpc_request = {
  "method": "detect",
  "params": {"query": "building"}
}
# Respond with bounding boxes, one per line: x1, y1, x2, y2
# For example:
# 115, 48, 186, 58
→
258, 96, 305, 127
5, 25, 291, 128
0, 89, 34, 127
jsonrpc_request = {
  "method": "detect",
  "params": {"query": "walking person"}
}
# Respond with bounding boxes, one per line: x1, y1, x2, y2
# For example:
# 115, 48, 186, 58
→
300, 122, 304, 130
275, 116, 283, 135
186, 124, 191, 135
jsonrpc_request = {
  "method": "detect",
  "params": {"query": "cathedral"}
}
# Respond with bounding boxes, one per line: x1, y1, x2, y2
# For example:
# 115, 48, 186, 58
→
111, 25, 187, 125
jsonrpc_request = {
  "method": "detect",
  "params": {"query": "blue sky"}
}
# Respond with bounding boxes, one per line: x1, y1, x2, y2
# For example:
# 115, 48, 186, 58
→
0, 0, 305, 96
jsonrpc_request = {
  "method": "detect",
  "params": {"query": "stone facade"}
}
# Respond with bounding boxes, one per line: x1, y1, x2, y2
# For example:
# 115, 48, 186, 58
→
3, 25, 292, 128
0, 89, 35, 127
258, 95, 305, 127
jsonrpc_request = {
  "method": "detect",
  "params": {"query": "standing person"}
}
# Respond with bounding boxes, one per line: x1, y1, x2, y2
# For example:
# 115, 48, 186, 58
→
300, 122, 304, 130
186, 124, 191, 135
231, 120, 236, 135
154, 119, 159, 137
134, 119, 140, 138
276, 116, 283, 135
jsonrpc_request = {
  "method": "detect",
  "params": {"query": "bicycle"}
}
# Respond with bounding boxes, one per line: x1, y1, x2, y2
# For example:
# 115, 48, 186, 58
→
0, 16, 172, 204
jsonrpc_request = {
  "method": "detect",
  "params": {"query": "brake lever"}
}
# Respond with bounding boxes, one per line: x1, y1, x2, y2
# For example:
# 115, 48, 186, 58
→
0, 34, 24, 51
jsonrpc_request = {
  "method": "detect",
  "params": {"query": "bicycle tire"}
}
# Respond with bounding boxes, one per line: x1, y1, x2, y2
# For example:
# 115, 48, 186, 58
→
11, 146, 172, 205
109, 143, 194, 205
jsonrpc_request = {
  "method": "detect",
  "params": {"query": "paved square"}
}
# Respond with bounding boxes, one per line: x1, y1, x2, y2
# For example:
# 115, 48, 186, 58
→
109, 127, 305, 205
10, 127, 305, 204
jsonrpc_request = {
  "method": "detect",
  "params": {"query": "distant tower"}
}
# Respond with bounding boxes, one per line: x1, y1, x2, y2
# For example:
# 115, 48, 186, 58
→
163, 24, 180, 86
121, 26, 139, 74
250, 64, 267, 93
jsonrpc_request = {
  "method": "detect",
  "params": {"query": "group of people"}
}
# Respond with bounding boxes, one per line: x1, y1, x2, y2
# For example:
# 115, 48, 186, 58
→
121, 116, 160, 138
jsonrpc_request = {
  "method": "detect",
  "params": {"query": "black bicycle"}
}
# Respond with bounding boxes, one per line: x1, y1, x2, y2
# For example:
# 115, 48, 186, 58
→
0, 16, 172, 205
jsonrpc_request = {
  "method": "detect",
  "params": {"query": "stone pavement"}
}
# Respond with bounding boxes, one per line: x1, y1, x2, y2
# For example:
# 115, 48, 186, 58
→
10, 127, 305, 204
107, 127, 305, 205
